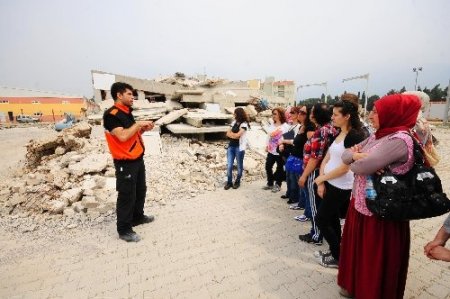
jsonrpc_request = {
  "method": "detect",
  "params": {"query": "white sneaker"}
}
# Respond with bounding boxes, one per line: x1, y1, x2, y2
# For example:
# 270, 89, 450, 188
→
272, 184, 281, 193
313, 250, 331, 259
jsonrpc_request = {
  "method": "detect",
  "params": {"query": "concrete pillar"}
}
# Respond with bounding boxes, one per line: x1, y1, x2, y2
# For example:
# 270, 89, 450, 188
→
138, 90, 145, 102
93, 89, 102, 103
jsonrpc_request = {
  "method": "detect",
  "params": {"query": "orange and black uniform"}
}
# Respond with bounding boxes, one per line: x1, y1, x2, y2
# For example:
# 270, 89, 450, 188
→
103, 103, 147, 234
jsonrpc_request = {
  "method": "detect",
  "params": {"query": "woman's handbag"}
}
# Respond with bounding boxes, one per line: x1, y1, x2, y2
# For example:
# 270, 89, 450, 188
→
366, 138, 450, 221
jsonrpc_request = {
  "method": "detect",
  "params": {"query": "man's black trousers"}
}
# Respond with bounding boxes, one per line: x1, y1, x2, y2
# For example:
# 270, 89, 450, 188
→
114, 158, 146, 234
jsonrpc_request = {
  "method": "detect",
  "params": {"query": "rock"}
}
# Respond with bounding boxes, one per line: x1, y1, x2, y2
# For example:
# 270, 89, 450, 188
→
8, 194, 26, 206
63, 135, 85, 151
61, 188, 83, 205
68, 153, 109, 176
66, 223, 78, 229
105, 178, 116, 190
244, 157, 258, 172
63, 208, 76, 216
52, 170, 69, 189
72, 201, 86, 213
82, 178, 97, 191
81, 196, 99, 209
179, 170, 190, 181
55, 146, 66, 155
49, 200, 67, 214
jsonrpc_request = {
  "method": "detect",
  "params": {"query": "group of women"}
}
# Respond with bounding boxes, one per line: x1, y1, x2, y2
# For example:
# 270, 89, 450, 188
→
226, 92, 435, 298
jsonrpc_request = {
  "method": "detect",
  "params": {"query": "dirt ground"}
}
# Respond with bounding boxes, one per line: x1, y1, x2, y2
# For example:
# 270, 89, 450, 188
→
0, 126, 449, 298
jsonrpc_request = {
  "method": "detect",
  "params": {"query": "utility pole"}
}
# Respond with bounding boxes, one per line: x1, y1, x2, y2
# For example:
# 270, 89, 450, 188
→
342, 73, 370, 116
413, 67, 423, 90
444, 80, 450, 124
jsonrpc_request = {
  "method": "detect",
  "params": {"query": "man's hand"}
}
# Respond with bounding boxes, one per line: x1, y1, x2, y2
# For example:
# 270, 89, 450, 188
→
279, 144, 285, 152
138, 121, 154, 132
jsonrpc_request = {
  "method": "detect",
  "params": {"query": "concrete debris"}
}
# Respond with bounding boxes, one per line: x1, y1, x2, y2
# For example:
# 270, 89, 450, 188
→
0, 124, 267, 233
154, 108, 188, 126
25, 122, 92, 167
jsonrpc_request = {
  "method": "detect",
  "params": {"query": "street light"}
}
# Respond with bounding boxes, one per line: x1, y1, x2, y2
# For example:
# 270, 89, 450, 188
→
413, 67, 423, 91
296, 82, 328, 103
342, 73, 370, 116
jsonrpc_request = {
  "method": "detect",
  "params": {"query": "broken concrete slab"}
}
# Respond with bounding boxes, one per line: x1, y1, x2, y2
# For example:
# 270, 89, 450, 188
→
142, 131, 162, 156
154, 108, 188, 126
166, 123, 229, 134
68, 153, 109, 176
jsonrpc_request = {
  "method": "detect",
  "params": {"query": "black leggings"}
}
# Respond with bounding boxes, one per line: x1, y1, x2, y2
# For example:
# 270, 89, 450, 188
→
315, 182, 351, 260
265, 153, 285, 187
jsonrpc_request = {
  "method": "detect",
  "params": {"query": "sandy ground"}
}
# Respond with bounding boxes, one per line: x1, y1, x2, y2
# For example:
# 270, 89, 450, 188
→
0, 126, 58, 179
0, 126, 449, 298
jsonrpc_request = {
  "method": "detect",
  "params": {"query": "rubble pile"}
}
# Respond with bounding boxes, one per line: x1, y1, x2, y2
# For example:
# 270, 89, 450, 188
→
0, 123, 266, 233
145, 137, 266, 204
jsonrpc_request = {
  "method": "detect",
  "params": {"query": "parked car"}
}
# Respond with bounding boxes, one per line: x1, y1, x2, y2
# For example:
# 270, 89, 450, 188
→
16, 115, 39, 123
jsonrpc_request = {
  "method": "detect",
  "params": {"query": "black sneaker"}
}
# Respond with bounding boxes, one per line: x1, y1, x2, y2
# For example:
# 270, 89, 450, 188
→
119, 231, 141, 242
224, 183, 232, 190
232, 182, 240, 189
320, 254, 339, 268
132, 215, 155, 227
280, 194, 288, 199
299, 233, 323, 246
287, 199, 299, 204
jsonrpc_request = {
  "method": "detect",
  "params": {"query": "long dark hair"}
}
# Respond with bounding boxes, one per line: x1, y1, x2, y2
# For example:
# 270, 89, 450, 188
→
333, 100, 363, 132
302, 105, 314, 128
234, 107, 250, 128
312, 103, 331, 126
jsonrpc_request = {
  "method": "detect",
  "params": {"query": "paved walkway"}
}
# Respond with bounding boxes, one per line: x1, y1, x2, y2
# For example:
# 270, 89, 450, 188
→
1, 177, 449, 299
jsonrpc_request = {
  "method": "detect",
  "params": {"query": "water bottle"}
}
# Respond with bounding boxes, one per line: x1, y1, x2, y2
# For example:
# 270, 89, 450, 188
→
365, 176, 377, 200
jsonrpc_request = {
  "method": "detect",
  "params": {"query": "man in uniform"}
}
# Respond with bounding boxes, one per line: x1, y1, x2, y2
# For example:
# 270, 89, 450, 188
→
103, 82, 154, 242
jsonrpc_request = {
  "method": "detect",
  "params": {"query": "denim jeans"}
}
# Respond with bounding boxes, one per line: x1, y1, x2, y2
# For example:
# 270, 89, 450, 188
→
227, 146, 245, 184
286, 171, 300, 203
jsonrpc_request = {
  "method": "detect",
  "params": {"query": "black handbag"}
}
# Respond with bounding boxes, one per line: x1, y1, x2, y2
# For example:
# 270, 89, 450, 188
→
366, 137, 450, 221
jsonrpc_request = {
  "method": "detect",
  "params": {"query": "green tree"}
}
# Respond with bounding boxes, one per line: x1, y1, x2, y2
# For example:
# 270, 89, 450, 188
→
367, 95, 380, 111
387, 89, 397, 95
400, 86, 407, 93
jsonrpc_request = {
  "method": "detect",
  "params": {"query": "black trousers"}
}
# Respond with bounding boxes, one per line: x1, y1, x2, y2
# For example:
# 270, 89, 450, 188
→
265, 153, 285, 187
315, 181, 351, 260
114, 158, 147, 234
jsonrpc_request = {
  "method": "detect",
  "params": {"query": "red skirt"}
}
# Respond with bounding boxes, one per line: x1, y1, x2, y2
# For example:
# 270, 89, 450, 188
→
337, 197, 410, 299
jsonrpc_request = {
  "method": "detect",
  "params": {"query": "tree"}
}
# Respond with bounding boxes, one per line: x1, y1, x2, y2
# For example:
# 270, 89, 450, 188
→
320, 93, 326, 101
387, 89, 398, 95
400, 86, 406, 93
417, 85, 422, 91
366, 95, 380, 111
361, 91, 366, 105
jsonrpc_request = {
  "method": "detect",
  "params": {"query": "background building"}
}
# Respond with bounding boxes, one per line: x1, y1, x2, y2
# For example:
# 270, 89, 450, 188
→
0, 86, 98, 122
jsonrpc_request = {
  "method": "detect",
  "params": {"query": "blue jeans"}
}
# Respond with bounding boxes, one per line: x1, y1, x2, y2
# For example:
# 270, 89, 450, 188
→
227, 146, 245, 184
286, 171, 300, 203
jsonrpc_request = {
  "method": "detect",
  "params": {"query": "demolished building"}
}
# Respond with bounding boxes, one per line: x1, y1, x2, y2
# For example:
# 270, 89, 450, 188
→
90, 70, 296, 139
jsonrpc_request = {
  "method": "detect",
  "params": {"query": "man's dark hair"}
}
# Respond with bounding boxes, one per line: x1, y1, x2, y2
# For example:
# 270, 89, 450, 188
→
312, 103, 331, 126
110, 82, 134, 101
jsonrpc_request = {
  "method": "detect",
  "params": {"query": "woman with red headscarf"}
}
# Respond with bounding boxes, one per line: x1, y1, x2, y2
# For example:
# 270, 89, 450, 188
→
337, 94, 421, 299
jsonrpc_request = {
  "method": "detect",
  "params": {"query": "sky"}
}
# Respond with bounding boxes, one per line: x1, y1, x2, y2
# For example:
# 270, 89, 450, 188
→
0, 0, 449, 100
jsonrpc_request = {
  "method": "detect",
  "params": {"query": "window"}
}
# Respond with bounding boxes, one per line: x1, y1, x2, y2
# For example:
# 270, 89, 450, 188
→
0, 100, 9, 104
32, 100, 40, 104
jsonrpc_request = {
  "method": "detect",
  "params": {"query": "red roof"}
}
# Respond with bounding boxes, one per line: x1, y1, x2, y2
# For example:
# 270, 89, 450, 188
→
273, 81, 295, 86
